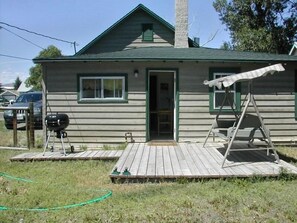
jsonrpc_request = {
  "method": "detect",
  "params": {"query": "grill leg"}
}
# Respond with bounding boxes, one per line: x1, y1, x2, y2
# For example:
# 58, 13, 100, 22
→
60, 131, 67, 156
43, 130, 52, 156
65, 136, 74, 153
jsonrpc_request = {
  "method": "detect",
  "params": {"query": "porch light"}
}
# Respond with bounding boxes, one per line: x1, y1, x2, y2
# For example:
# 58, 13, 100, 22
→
134, 69, 139, 78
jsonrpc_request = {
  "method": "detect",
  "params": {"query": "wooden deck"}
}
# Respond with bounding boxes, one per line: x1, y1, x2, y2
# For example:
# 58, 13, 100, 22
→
10, 150, 123, 162
110, 143, 297, 182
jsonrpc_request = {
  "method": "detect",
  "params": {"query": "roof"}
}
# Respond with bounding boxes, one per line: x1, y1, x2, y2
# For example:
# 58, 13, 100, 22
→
34, 47, 297, 63
2, 83, 14, 90
0, 90, 19, 97
17, 81, 33, 93
289, 42, 297, 56
77, 4, 197, 55
33, 4, 297, 64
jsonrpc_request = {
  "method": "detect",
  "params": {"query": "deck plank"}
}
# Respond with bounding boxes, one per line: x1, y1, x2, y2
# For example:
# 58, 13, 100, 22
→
146, 146, 157, 176
129, 143, 145, 175
175, 145, 192, 176
10, 150, 122, 162
187, 144, 212, 176
168, 145, 183, 176
205, 143, 236, 176
179, 143, 202, 175
112, 144, 134, 173
279, 160, 297, 174
162, 146, 174, 176
193, 143, 227, 176
156, 147, 165, 176
137, 145, 150, 176
121, 143, 139, 171
93, 150, 105, 158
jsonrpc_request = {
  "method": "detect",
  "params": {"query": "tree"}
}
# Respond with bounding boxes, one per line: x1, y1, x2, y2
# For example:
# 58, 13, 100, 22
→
213, 0, 297, 53
26, 45, 62, 90
14, 76, 22, 90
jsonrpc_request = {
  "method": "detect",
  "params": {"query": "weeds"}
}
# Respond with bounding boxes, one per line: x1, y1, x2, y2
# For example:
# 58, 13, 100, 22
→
278, 167, 297, 181
79, 145, 88, 151
0, 121, 43, 148
1, 127, 297, 222
1, 152, 297, 222
102, 142, 127, 150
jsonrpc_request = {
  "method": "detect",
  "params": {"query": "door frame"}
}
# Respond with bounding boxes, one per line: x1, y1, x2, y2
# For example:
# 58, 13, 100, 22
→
146, 69, 179, 141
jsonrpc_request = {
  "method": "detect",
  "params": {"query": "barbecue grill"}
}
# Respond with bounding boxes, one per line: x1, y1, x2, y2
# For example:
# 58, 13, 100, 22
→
43, 113, 74, 156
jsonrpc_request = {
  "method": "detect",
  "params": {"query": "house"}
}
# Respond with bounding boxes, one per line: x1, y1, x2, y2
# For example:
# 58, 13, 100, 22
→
2, 83, 14, 90
0, 90, 19, 103
34, 3, 297, 148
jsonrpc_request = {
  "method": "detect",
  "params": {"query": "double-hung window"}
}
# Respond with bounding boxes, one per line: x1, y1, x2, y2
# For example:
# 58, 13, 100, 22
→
78, 74, 127, 102
209, 68, 241, 112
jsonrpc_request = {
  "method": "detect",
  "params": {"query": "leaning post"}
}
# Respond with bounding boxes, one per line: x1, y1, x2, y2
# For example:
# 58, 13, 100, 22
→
25, 109, 30, 149
12, 110, 17, 147
29, 102, 35, 148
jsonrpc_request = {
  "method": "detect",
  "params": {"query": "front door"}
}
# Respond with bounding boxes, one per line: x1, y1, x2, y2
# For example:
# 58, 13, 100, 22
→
148, 70, 176, 140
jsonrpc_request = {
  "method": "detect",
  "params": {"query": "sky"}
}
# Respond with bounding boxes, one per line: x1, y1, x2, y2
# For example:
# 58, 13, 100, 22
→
0, 0, 230, 85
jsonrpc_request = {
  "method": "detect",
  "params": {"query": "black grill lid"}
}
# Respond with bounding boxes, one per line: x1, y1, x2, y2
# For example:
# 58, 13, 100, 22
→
45, 113, 69, 131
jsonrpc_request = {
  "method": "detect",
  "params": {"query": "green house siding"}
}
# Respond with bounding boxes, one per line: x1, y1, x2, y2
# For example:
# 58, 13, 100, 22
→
295, 70, 297, 120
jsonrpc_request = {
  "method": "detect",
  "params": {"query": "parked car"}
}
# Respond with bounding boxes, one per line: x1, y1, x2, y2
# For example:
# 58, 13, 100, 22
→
3, 92, 43, 129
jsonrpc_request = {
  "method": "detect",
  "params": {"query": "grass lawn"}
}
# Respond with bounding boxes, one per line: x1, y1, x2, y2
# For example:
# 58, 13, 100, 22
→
1, 121, 297, 222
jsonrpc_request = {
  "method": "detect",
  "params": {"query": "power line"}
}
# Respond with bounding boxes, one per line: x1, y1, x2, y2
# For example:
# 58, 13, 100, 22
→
0, 22, 77, 53
0, 26, 45, 50
0, 54, 32, 61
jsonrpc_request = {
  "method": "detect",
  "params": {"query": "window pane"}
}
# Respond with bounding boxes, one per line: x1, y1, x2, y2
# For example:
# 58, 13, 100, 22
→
215, 92, 234, 109
114, 79, 123, 98
80, 76, 125, 101
95, 79, 102, 98
142, 24, 153, 41
82, 79, 95, 98
213, 72, 237, 109
104, 79, 114, 98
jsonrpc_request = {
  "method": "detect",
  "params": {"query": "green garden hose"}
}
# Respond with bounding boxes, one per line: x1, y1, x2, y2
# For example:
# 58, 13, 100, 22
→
0, 172, 33, 183
0, 172, 112, 211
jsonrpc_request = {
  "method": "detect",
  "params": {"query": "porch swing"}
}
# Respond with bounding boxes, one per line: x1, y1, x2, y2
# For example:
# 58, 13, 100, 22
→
203, 63, 285, 167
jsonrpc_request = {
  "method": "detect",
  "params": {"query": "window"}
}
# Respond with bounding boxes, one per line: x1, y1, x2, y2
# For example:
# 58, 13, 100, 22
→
209, 68, 241, 112
142, 23, 153, 42
78, 74, 127, 102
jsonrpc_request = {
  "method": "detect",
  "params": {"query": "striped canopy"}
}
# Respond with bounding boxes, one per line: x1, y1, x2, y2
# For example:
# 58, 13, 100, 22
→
204, 63, 285, 89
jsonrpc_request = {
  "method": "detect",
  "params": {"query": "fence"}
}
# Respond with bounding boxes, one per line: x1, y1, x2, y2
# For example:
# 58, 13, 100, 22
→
0, 102, 35, 149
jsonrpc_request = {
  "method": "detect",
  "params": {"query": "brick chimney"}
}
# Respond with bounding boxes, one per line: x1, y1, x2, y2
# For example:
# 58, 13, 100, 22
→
175, 0, 189, 48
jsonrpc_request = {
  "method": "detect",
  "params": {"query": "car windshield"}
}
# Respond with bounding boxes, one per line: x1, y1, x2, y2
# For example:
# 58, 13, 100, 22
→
16, 93, 42, 103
